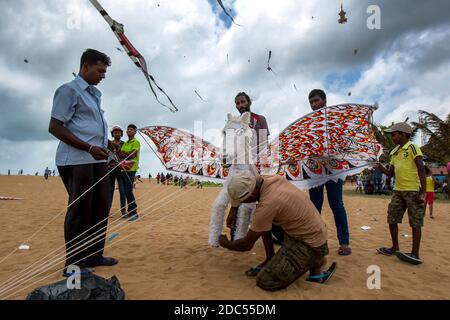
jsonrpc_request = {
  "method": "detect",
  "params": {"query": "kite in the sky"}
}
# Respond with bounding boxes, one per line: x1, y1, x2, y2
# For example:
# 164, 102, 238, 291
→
348, 92, 352, 96
140, 103, 382, 190
72, 72, 77, 78
338, 3, 348, 24
194, 90, 207, 102
216, 0, 241, 26
88, 0, 178, 113
266, 50, 279, 76
116, 47, 123, 52
23, 58, 29, 63
353, 49, 358, 55
267, 50, 273, 71
293, 84, 299, 91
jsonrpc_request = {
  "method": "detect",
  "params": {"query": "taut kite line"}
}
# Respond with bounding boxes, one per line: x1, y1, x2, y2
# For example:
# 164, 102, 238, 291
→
88, 0, 178, 113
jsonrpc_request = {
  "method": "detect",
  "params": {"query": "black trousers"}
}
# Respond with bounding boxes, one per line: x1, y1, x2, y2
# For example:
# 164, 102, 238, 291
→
58, 163, 110, 268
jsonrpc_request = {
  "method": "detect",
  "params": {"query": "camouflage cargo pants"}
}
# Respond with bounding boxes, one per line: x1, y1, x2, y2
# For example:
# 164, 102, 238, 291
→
387, 191, 425, 227
256, 234, 329, 291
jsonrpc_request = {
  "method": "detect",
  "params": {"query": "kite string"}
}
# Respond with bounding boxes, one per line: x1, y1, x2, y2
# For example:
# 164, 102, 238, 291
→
0, 176, 164, 294
0, 168, 192, 292
0, 179, 201, 297
0, 153, 133, 266
0, 181, 167, 292
1, 185, 204, 300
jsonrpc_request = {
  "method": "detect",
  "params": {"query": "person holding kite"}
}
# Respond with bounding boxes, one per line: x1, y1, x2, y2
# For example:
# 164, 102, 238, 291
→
307, 89, 352, 256
48, 49, 119, 276
227, 92, 271, 239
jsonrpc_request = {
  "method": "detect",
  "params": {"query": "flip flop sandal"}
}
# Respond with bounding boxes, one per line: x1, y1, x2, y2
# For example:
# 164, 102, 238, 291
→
245, 265, 263, 277
376, 247, 396, 256
395, 251, 423, 265
306, 262, 337, 284
338, 247, 352, 256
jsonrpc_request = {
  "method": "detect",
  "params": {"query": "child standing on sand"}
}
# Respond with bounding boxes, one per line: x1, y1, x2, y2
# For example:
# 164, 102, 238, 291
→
356, 175, 363, 193
424, 166, 438, 219
376, 123, 426, 265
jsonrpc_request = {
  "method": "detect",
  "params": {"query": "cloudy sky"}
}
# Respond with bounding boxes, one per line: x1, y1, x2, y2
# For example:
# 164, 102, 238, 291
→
1, 0, 449, 176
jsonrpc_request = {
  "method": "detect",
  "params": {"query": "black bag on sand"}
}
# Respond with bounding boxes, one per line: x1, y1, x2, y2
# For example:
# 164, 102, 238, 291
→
26, 274, 125, 300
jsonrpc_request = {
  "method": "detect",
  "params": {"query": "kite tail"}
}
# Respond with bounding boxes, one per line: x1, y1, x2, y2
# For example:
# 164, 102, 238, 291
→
143, 73, 179, 113
89, 0, 178, 113
209, 188, 230, 247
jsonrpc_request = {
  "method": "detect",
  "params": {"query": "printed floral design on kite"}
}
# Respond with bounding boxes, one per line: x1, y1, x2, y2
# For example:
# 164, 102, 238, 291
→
267, 104, 382, 186
140, 126, 228, 180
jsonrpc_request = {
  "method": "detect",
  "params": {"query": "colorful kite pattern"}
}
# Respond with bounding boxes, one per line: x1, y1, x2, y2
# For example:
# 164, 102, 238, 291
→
140, 104, 382, 189
140, 126, 229, 181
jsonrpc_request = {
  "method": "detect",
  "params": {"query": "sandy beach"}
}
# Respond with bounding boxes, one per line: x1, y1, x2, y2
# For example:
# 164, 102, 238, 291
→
0, 175, 449, 300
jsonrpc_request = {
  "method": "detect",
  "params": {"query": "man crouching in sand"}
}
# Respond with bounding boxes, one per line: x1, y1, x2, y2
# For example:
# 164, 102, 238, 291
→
219, 172, 336, 291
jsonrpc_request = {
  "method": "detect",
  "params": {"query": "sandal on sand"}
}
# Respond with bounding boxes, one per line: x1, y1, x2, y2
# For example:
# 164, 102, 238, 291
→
338, 247, 352, 256
395, 251, 423, 265
245, 265, 263, 277
376, 247, 396, 256
306, 262, 337, 284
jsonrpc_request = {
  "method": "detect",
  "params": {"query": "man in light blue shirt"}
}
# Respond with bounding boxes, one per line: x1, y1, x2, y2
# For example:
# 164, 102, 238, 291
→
49, 49, 118, 277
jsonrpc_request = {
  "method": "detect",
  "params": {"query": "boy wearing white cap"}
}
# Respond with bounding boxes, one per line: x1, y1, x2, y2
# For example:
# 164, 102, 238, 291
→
219, 172, 336, 291
377, 122, 426, 264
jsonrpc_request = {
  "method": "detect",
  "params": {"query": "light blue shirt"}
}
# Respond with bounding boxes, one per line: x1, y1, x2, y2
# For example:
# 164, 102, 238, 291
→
51, 75, 108, 166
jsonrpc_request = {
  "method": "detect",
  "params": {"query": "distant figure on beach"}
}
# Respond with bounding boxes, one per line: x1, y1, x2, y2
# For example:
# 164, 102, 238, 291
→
148, 173, 152, 182
119, 124, 140, 221
377, 122, 426, 265
355, 175, 363, 193
307, 89, 351, 256
220, 172, 335, 291
156, 173, 160, 184
44, 167, 51, 180
424, 166, 438, 219
8, 169, 10, 176
48, 49, 118, 277
107, 125, 126, 217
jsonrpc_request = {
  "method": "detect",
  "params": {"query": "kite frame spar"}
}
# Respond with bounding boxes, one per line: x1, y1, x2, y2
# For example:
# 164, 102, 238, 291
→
88, 0, 178, 113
